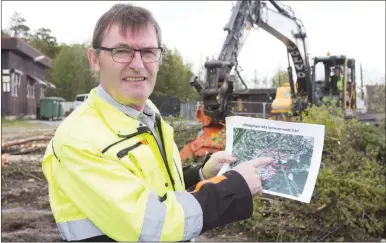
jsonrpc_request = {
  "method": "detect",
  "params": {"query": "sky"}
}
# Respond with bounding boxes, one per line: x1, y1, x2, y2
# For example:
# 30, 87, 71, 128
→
1, 1, 385, 87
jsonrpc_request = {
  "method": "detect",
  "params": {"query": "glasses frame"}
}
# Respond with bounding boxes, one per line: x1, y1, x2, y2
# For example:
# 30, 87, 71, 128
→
97, 46, 164, 63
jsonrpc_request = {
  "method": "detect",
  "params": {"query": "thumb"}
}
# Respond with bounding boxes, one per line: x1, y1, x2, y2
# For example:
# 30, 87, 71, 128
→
220, 154, 237, 164
212, 151, 237, 164
250, 157, 274, 168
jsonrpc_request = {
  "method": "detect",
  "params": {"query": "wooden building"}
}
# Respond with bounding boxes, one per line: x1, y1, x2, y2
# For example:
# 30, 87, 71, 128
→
1, 36, 55, 120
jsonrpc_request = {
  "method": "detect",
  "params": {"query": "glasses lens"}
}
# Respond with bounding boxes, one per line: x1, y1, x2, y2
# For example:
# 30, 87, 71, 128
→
112, 48, 162, 63
141, 48, 161, 63
112, 48, 134, 63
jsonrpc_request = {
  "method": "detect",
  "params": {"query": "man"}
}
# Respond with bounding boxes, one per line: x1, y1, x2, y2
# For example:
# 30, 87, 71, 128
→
42, 3, 273, 242
329, 65, 344, 96
323, 66, 344, 105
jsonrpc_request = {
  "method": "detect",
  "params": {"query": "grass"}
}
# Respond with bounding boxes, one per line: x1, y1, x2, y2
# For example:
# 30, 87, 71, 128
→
1, 119, 39, 128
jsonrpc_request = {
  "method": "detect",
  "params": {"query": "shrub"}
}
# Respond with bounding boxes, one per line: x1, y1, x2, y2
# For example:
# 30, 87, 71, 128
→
177, 105, 385, 241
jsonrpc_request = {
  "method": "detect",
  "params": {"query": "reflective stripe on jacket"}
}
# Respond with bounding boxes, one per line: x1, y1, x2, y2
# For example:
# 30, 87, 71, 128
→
329, 75, 344, 92
42, 88, 202, 241
337, 76, 344, 91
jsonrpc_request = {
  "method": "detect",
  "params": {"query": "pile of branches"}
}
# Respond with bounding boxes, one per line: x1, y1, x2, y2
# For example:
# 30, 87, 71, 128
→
2, 134, 53, 156
164, 117, 202, 151
199, 105, 386, 242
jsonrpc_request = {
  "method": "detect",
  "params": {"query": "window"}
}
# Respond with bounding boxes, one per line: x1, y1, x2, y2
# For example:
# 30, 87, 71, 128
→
76, 95, 88, 102
11, 72, 21, 97
40, 86, 45, 98
314, 62, 326, 83
27, 77, 35, 99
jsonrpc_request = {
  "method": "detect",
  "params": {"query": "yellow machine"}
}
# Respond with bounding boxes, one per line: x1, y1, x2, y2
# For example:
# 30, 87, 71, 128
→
271, 53, 367, 116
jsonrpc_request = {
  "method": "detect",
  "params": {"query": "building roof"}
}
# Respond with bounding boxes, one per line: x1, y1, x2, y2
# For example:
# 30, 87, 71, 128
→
1, 36, 52, 68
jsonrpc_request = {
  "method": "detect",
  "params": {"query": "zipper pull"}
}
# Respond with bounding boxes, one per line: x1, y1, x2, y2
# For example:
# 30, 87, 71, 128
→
117, 139, 147, 159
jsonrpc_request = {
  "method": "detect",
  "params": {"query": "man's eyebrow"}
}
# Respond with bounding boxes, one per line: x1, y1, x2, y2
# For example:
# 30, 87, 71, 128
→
111, 43, 132, 48
111, 43, 159, 49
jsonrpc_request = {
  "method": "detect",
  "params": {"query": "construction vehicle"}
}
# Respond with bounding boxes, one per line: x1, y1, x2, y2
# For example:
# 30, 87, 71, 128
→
179, 0, 370, 161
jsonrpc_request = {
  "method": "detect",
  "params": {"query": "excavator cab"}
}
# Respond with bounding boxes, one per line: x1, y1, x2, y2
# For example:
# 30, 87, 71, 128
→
312, 55, 358, 111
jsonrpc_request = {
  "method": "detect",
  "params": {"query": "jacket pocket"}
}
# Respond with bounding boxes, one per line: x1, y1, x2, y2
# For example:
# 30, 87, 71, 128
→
122, 142, 170, 195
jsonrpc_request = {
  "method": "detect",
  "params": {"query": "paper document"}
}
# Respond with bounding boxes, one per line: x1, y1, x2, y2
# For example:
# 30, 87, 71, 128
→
218, 116, 325, 203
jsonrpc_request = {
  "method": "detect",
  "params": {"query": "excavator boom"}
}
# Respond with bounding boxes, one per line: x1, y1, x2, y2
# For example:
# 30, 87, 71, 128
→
180, 0, 312, 160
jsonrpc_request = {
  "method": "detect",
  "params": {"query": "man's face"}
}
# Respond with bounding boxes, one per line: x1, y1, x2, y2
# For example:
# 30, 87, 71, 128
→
88, 23, 160, 110
334, 68, 341, 76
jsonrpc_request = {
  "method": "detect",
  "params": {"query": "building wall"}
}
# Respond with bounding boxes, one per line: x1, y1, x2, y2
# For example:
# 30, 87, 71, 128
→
1, 50, 48, 118
1, 51, 10, 116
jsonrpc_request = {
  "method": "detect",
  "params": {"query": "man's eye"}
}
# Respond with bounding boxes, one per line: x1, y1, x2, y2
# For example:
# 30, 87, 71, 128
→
142, 50, 157, 55
115, 49, 131, 54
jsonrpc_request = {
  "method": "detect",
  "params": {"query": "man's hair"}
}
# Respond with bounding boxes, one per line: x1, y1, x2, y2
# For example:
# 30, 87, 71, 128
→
91, 3, 162, 49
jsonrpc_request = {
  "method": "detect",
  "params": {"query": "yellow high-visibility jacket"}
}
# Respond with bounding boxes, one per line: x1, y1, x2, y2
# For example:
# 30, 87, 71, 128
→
42, 88, 253, 242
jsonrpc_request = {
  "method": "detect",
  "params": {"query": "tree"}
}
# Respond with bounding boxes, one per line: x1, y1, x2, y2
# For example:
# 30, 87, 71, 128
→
261, 76, 268, 88
48, 44, 97, 101
253, 69, 260, 88
2, 29, 11, 36
28, 28, 61, 59
8, 12, 30, 38
271, 68, 289, 88
155, 47, 199, 102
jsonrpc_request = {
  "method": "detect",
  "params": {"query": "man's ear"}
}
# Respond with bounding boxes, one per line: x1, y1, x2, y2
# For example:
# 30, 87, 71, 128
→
88, 48, 100, 72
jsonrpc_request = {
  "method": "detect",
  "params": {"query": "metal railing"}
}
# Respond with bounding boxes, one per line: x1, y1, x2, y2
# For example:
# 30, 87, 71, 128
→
180, 101, 274, 120
229, 101, 273, 118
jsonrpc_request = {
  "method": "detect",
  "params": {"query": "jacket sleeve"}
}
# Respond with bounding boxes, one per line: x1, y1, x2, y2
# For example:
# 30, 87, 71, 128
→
49, 142, 252, 242
182, 153, 212, 188
181, 156, 253, 233
182, 164, 202, 189
188, 170, 253, 233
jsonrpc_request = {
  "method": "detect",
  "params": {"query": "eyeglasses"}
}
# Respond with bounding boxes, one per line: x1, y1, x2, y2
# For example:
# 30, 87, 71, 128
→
97, 46, 164, 63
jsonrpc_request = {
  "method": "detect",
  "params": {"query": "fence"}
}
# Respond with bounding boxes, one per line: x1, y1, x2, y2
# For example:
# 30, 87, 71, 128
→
180, 102, 200, 120
179, 101, 274, 121
228, 101, 273, 118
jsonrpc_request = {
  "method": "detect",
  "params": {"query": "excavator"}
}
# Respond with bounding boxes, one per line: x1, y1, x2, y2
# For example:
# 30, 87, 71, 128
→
179, 0, 369, 161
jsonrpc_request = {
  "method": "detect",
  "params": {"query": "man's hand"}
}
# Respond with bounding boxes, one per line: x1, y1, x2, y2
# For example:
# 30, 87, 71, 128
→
202, 151, 237, 179
233, 157, 274, 195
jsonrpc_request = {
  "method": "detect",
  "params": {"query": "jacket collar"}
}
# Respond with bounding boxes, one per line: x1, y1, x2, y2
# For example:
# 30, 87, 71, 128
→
95, 85, 155, 120
87, 88, 148, 136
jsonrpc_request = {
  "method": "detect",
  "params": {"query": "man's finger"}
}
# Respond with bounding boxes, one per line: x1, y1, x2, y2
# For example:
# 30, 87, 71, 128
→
220, 155, 237, 164
250, 157, 274, 168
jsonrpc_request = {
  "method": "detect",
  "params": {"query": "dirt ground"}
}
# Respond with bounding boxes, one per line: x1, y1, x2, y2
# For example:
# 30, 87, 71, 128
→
2, 122, 62, 242
1, 121, 249, 242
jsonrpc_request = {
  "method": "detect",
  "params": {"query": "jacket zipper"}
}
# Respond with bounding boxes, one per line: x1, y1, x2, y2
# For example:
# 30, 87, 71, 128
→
101, 126, 151, 154
155, 114, 183, 191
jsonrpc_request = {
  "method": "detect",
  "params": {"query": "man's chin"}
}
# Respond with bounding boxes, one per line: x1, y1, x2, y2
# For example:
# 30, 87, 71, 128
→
119, 93, 148, 106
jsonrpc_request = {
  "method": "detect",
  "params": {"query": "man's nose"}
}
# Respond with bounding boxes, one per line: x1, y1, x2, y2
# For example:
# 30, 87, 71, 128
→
128, 51, 145, 70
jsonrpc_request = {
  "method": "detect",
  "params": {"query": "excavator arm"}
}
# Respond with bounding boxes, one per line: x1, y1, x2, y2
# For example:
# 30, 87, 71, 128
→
190, 0, 312, 122
181, 0, 312, 160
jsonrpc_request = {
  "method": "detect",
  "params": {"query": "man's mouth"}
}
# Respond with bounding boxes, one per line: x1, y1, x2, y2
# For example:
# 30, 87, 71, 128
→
122, 77, 147, 82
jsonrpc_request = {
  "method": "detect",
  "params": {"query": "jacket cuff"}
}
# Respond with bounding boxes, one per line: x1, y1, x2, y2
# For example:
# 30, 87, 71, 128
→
189, 170, 253, 233
182, 164, 202, 189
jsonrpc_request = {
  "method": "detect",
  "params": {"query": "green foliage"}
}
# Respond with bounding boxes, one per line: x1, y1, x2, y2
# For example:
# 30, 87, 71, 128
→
5, 12, 62, 60
2, 29, 11, 36
47, 44, 97, 101
199, 105, 385, 241
7, 12, 30, 38
28, 28, 61, 59
367, 84, 385, 113
155, 47, 199, 102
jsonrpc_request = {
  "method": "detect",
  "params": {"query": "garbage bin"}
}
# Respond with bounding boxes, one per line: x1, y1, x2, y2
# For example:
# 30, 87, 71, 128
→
39, 97, 66, 120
